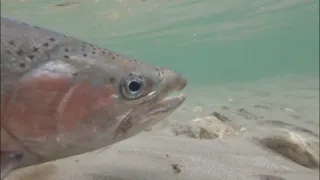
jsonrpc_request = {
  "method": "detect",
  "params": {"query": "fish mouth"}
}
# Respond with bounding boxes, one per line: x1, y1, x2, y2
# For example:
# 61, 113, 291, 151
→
135, 93, 186, 130
127, 71, 187, 131
146, 94, 186, 117
143, 72, 187, 120
114, 72, 187, 139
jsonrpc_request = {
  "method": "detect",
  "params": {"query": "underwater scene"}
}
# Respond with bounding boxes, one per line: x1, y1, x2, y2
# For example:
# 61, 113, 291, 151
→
1, 0, 319, 180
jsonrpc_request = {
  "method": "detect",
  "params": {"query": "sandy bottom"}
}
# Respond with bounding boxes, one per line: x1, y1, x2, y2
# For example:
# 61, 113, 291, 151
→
8, 74, 319, 180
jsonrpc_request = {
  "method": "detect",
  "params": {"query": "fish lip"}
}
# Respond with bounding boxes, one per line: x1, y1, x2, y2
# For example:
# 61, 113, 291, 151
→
145, 71, 187, 116
146, 94, 186, 116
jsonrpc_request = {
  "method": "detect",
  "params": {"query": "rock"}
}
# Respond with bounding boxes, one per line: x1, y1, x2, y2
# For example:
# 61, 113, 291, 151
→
282, 108, 294, 112
258, 131, 319, 169
253, 104, 270, 110
211, 111, 231, 122
258, 174, 287, 180
51, 1, 79, 8
221, 106, 230, 110
192, 106, 205, 113
228, 98, 234, 102
257, 120, 318, 138
236, 108, 263, 120
171, 116, 238, 139
288, 114, 301, 120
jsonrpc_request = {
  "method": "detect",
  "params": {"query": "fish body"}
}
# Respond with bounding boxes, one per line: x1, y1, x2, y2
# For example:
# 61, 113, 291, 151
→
0, 16, 186, 179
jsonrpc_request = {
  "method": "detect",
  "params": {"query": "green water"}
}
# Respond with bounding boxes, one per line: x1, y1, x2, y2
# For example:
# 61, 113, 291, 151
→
1, 0, 319, 85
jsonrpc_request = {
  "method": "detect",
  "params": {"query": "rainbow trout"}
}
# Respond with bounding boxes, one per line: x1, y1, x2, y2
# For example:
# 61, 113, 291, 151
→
0, 16, 186, 179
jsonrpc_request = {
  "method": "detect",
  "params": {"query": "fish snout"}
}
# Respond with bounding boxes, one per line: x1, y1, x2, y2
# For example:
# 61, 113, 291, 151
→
162, 69, 187, 92
175, 72, 187, 91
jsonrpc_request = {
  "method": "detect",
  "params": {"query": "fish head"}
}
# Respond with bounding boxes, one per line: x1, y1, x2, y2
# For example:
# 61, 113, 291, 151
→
41, 40, 188, 144
2, 35, 187, 165
110, 65, 187, 141
0, 17, 187, 177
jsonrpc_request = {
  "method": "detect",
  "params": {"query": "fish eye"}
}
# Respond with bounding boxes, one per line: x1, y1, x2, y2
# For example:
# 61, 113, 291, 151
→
128, 80, 141, 92
120, 73, 144, 100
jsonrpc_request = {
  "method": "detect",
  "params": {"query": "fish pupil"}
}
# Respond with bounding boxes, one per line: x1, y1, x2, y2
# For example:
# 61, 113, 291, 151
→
128, 81, 141, 92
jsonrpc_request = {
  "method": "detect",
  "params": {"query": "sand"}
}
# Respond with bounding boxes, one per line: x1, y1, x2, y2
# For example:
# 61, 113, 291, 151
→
7, 73, 319, 180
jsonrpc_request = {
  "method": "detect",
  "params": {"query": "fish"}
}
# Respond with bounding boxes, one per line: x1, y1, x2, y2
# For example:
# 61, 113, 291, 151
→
0, 16, 187, 179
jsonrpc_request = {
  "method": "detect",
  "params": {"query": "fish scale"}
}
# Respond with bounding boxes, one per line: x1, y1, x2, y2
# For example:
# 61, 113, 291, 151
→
0, 16, 187, 179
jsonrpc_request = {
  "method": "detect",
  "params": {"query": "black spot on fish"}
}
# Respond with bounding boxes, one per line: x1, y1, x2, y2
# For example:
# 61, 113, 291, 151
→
16, 49, 24, 56
112, 56, 115, 60
72, 72, 78, 77
102, 50, 106, 54
92, 51, 96, 54
28, 55, 35, 60
109, 77, 116, 83
49, 37, 55, 42
8, 40, 15, 46
19, 63, 26, 68
64, 55, 70, 59
116, 54, 120, 57
43, 42, 49, 47
64, 48, 69, 53
32, 47, 39, 52
83, 53, 87, 57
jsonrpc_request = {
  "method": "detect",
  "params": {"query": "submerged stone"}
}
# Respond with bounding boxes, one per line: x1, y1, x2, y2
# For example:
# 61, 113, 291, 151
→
171, 116, 239, 139
258, 131, 319, 169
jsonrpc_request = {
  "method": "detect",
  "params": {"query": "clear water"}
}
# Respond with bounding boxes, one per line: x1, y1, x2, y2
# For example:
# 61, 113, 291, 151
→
1, 0, 319, 85
1, 1, 319, 180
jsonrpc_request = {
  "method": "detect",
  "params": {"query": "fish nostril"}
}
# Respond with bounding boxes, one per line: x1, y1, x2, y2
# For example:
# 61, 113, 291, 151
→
162, 70, 187, 91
